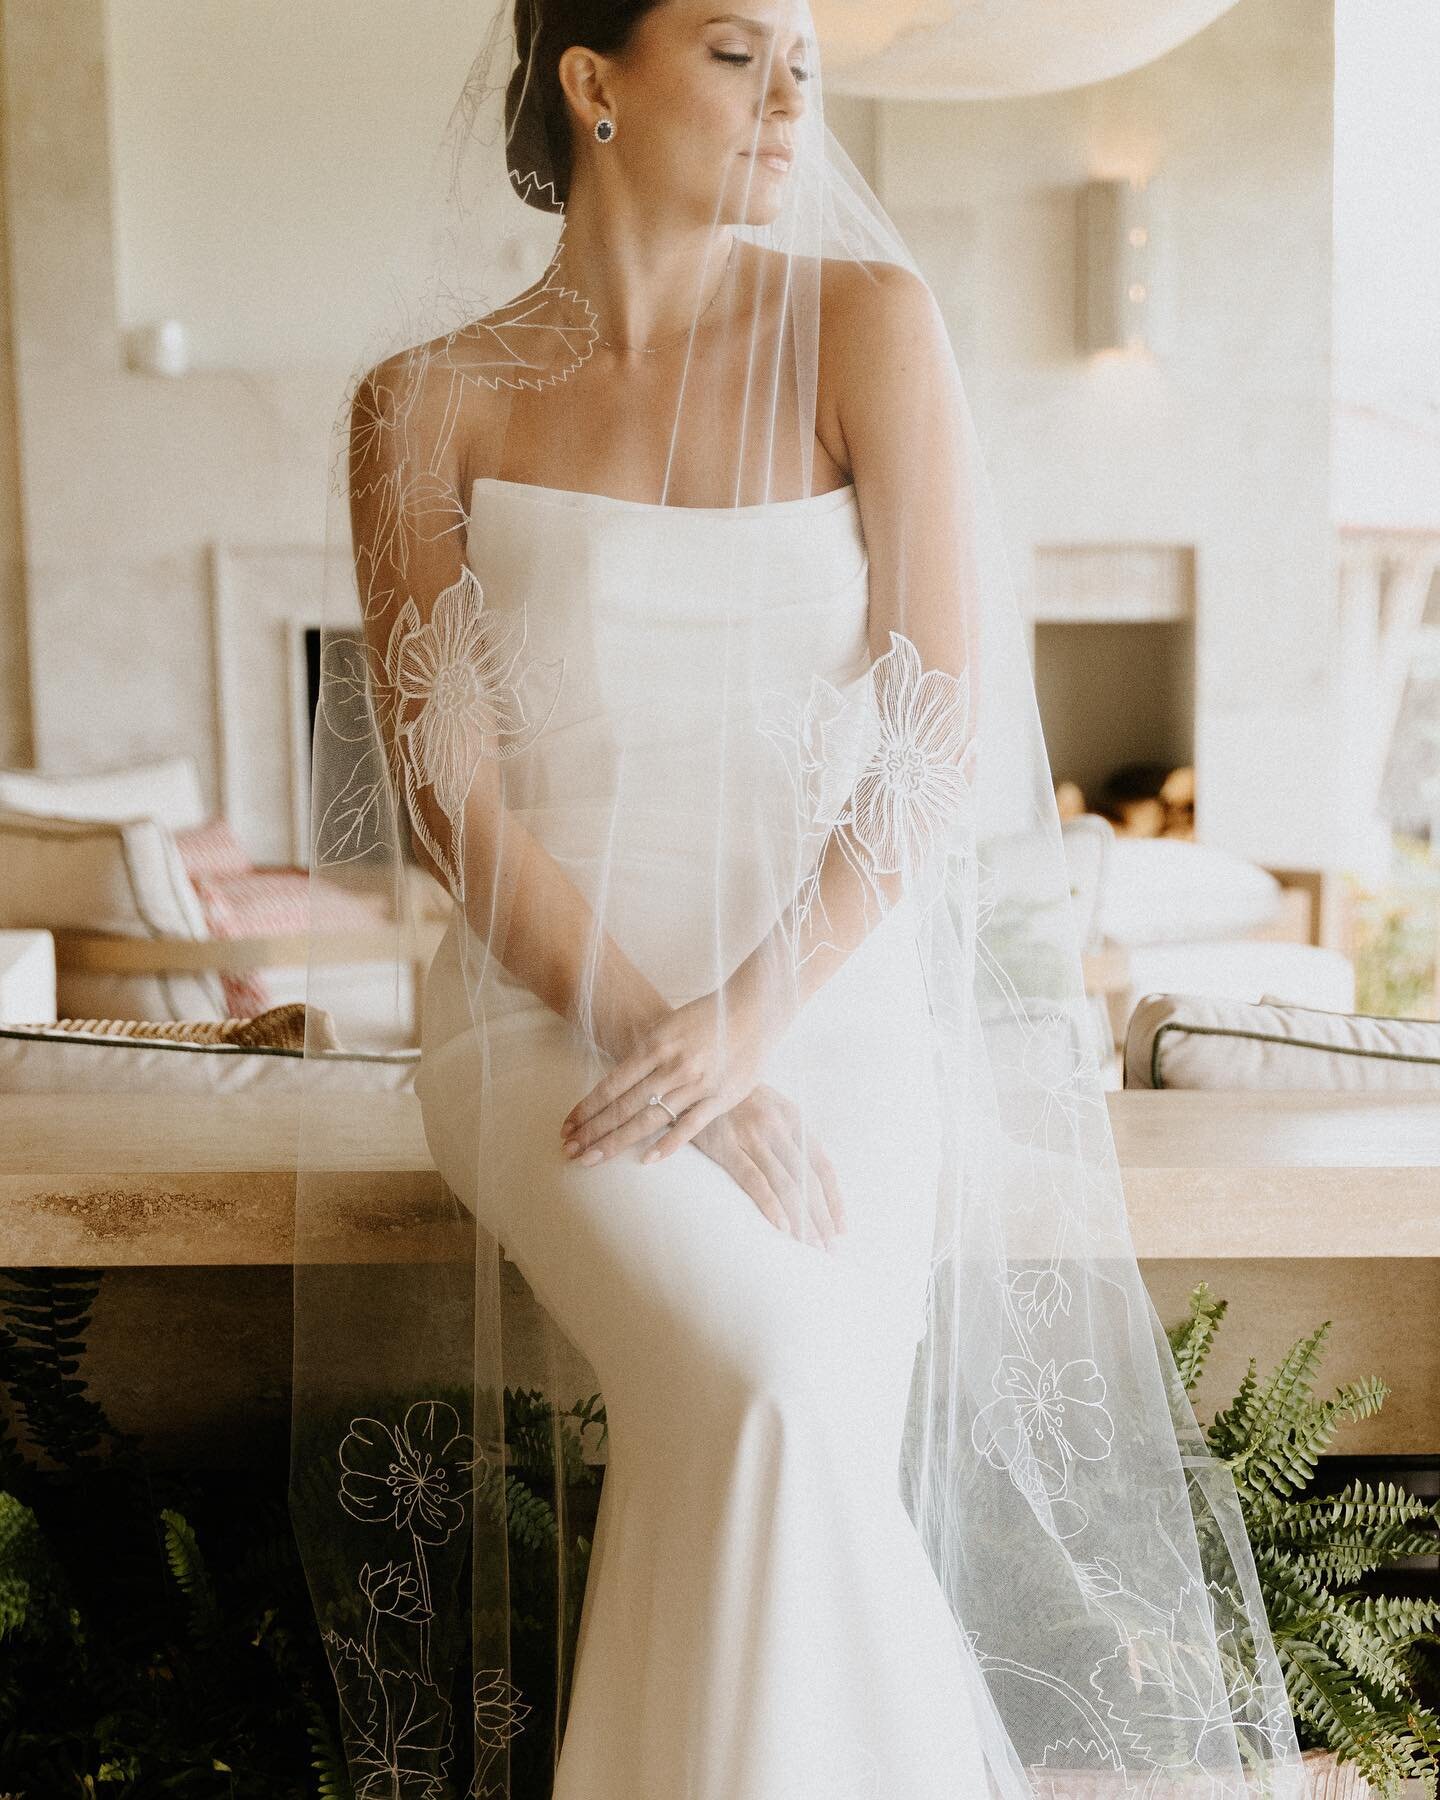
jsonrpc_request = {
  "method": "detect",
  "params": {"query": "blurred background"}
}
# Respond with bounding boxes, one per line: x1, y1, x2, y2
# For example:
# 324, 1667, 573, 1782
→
2, 0, 1437, 1060
1, 6, 1437, 1789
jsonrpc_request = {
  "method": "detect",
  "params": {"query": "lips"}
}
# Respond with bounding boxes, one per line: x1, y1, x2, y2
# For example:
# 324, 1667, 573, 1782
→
744, 145, 793, 173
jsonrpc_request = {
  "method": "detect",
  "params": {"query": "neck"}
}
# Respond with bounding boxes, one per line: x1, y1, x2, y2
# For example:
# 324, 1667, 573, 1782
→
549, 194, 737, 354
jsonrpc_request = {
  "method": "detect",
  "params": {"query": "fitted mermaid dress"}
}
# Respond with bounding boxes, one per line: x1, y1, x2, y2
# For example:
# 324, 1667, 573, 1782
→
411, 475, 990, 1800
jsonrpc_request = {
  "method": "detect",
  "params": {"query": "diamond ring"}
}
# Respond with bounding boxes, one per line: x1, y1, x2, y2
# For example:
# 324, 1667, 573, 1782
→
648, 1091, 678, 1124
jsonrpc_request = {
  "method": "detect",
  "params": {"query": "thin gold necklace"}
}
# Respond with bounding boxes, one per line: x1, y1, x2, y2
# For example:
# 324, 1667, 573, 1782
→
591, 240, 737, 356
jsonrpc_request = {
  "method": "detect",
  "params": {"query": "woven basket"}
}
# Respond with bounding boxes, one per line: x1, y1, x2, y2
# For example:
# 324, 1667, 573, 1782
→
28, 1001, 340, 1052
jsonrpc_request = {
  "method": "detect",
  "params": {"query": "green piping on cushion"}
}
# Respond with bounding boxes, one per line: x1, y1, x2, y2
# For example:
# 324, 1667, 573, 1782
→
1150, 1020, 1440, 1089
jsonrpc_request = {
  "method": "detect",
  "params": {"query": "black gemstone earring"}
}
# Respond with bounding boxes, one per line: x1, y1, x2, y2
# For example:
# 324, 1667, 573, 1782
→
594, 116, 615, 142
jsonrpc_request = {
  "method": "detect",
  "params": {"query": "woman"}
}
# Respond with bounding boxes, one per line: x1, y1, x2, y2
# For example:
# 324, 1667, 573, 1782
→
291, 5, 1305, 1799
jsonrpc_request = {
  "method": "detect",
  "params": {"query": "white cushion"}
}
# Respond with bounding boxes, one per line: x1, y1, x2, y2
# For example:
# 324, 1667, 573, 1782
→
1096, 837, 1283, 947
0, 755, 207, 832
0, 930, 57, 1023
0, 810, 223, 1020
1060, 814, 1114, 950
1124, 991, 1440, 1090
1120, 939, 1355, 1015
0, 1022, 418, 1094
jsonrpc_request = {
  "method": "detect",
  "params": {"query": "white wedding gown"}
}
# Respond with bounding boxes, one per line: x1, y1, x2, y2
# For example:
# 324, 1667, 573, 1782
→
412, 476, 991, 1800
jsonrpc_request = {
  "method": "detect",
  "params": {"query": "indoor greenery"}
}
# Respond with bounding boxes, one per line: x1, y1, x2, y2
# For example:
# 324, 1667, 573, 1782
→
5, 1264, 1440, 1795
1348, 832, 1440, 1020
0, 1265, 602, 1797
1166, 1281, 1440, 1797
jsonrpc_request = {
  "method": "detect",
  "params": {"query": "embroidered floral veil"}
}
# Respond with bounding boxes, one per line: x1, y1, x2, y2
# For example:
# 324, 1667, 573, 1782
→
289, 4, 1307, 1796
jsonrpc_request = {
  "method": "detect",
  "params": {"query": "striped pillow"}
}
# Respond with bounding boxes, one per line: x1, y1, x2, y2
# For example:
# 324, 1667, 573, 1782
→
189, 870, 388, 1019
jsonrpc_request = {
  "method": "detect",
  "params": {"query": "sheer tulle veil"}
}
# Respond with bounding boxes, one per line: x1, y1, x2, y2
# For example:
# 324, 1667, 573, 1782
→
288, 4, 1308, 1796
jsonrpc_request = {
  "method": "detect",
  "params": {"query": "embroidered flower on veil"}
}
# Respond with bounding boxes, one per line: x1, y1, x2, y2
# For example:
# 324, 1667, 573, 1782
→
315, 563, 564, 889
389, 566, 545, 804
758, 629, 977, 955
849, 633, 977, 885
339, 1399, 484, 1546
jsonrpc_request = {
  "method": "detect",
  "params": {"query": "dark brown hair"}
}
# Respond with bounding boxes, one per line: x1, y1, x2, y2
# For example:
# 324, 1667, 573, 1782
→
505, 0, 668, 213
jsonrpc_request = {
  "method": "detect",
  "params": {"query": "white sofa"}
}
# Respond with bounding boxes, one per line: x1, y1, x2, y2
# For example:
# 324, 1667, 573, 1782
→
1124, 990, 1440, 1089
0, 755, 442, 1045
1061, 817, 1358, 1074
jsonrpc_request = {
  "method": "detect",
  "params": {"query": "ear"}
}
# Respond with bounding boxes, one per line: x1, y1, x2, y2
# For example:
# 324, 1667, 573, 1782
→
556, 45, 616, 132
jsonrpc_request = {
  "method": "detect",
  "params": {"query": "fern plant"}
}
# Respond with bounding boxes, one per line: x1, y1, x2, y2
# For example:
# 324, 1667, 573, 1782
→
0, 1263, 610, 1795
1167, 1282, 1440, 1797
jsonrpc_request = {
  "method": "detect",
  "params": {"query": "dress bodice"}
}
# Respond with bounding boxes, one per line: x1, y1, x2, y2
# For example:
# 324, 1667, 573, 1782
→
422, 477, 873, 1046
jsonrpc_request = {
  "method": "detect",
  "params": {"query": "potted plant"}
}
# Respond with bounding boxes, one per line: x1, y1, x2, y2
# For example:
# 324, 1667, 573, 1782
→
1162, 1282, 1440, 1798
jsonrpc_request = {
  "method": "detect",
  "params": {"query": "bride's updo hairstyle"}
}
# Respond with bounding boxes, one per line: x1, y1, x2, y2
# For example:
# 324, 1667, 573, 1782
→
505, 0, 666, 213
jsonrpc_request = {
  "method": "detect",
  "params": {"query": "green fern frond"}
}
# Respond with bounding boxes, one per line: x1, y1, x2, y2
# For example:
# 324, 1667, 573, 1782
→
1171, 1287, 1440, 1785
0, 1491, 40, 1639
1339, 1592, 1440, 1642
1206, 1355, 1262, 1461
306, 1692, 353, 1799
1223, 1323, 1333, 1488
505, 1476, 559, 1554
159, 1507, 220, 1639
1166, 1283, 1228, 1394
0, 1268, 118, 1472
1280, 1635, 1381, 1751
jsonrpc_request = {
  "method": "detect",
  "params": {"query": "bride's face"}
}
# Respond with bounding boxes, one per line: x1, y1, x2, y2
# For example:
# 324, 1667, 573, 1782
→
601, 2, 813, 226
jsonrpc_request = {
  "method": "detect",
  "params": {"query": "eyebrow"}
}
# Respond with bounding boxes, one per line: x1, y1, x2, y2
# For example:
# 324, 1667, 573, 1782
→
704, 14, 808, 41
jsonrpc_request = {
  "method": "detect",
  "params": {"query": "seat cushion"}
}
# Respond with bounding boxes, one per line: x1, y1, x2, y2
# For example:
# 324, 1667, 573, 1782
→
0, 755, 206, 832
1096, 837, 1283, 947
1124, 991, 1440, 1090
0, 809, 223, 1020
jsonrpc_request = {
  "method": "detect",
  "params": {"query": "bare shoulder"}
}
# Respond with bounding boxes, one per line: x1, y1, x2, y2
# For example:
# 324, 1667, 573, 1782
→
820, 256, 943, 368
349, 312, 521, 496
353, 320, 501, 429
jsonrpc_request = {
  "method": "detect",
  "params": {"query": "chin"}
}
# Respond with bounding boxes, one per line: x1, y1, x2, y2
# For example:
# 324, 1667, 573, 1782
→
718, 172, 788, 229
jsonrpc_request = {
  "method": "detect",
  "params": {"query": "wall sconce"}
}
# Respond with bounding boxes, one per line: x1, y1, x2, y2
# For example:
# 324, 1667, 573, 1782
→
123, 318, 190, 377
1076, 177, 1166, 358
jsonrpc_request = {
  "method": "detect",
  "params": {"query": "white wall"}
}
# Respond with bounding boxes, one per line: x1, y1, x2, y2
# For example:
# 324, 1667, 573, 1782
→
1332, 0, 1440, 530
877, 0, 1335, 861
8, 0, 1340, 869
105, 0, 489, 370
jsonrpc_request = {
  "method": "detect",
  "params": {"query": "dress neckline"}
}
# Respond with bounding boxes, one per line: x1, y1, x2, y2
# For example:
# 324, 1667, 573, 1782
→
471, 475, 857, 517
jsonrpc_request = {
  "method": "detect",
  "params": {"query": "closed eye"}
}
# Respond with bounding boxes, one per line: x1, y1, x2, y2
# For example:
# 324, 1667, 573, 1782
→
712, 49, 811, 81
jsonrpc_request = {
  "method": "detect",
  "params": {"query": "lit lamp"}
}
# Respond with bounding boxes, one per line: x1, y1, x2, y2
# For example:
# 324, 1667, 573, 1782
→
1076, 177, 1166, 358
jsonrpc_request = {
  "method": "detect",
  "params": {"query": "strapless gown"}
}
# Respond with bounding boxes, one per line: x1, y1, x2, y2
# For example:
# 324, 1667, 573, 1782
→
412, 476, 990, 1800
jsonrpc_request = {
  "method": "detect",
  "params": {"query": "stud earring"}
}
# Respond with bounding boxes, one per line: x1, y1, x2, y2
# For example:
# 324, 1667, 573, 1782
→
594, 116, 615, 142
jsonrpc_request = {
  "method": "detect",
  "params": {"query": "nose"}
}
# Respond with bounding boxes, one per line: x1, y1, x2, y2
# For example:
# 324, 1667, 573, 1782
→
763, 44, 807, 120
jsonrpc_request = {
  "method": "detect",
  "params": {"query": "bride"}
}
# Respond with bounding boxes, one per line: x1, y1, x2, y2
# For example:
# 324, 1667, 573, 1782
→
290, 4, 1306, 1799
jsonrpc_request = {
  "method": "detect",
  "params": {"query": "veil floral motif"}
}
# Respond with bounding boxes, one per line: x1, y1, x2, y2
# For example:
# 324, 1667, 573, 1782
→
289, 6, 1309, 1798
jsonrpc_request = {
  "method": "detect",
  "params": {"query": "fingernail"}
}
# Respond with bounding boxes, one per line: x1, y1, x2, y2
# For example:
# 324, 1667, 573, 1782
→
579, 1148, 602, 1167
563, 1140, 580, 1158
641, 1149, 659, 1165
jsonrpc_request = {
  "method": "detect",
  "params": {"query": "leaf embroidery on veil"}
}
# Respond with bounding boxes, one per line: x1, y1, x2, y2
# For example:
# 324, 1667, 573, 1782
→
316, 562, 565, 898
758, 629, 977, 961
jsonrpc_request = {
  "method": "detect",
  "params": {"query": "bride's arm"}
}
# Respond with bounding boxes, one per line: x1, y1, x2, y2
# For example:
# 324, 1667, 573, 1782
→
348, 357, 668, 1061
722, 261, 982, 1042
558, 264, 982, 1172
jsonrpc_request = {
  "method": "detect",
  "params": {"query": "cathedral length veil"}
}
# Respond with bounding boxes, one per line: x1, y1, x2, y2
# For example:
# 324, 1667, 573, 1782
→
289, 4, 1307, 1796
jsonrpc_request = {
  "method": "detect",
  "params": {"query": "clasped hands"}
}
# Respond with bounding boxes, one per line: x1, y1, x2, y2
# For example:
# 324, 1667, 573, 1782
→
559, 987, 847, 1251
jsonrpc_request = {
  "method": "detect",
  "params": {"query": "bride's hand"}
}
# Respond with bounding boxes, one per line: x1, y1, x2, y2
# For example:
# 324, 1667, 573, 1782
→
559, 994, 846, 1248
